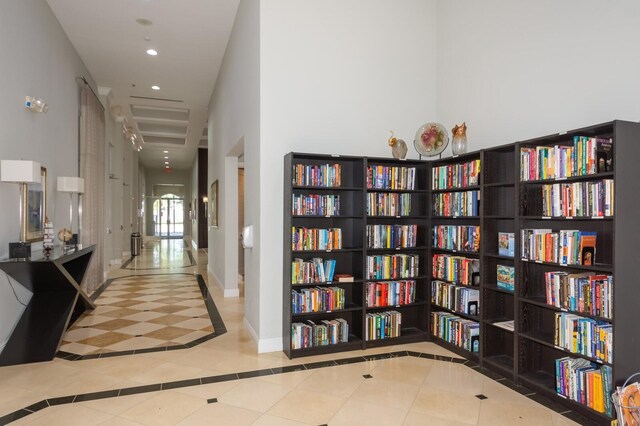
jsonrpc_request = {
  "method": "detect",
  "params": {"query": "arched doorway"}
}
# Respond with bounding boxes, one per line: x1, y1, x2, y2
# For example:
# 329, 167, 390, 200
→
152, 193, 184, 238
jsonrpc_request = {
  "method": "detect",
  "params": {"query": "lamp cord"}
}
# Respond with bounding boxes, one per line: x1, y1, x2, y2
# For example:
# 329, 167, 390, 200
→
2, 271, 28, 307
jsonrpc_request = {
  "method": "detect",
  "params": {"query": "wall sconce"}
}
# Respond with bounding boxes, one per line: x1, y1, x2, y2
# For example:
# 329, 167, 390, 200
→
25, 96, 48, 113
203, 196, 208, 219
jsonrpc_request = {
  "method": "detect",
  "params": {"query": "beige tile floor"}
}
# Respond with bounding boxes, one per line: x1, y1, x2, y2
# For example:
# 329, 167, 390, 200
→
0, 239, 579, 425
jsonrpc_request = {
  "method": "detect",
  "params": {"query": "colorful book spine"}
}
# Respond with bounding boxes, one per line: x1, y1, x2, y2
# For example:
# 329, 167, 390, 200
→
291, 318, 349, 349
366, 254, 420, 280
366, 166, 416, 190
293, 163, 342, 187
292, 227, 343, 251
366, 224, 418, 249
541, 180, 614, 217
432, 254, 479, 286
291, 258, 337, 284
432, 225, 480, 253
292, 194, 340, 216
544, 272, 612, 319
432, 190, 479, 217
431, 159, 481, 190
366, 281, 416, 307
554, 312, 613, 363
431, 311, 479, 352
520, 229, 597, 265
365, 311, 402, 341
367, 192, 412, 216
555, 357, 612, 416
431, 280, 479, 316
291, 287, 346, 314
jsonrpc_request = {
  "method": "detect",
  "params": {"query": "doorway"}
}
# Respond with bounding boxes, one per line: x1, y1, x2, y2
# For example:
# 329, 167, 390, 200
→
152, 195, 184, 238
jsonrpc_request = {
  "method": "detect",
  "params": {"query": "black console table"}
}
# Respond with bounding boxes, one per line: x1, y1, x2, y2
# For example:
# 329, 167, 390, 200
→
0, 245, 95, 366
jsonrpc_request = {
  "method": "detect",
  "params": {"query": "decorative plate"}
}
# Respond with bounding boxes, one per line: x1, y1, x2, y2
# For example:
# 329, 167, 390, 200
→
414, 122, 449, 157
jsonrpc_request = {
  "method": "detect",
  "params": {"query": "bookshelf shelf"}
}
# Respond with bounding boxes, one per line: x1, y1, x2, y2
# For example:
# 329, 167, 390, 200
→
292, 280, 362, 287
291, 305, 362, 318
431, 304, 479, 322
290, 336, 363, 358
366, 300, 428, 311
430, 277, 478, 288
284, 121, 639, 424
291, 248, 362, 254
292, 215, 362, 219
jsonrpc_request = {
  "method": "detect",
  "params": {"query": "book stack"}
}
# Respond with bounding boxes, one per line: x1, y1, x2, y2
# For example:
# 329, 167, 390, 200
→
292, 227, 343, 251
367, 192, 411, 216
366, 280, 416, 307
291, 287, 345, 314
291, 258, 337, 284
292, 194, 340, 216
497, 265, 515, 292
431, 159, 481, 190
520, 136, 613, 181
432, 254, 479, 286
431, 311, 479, 352
366, 224, 418, 249
291, 318, 349, 349
432, 225, 480, 253
432, 190, 480, 217
293, 163, 342, 187
366, 166, 416, 190
541, 180, 614, 217
555, 357, 613, 416
520, 229, 596, 265
431, 280, 479, 316
545, 272, 612, 319
365, 311, 402, 341
554, 312, 613, 363
366, 254, 419, 280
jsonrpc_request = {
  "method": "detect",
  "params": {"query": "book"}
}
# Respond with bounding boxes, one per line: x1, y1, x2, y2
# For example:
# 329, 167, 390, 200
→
596, 138, 613, 173
334, 274, 354, 283
497, 265, 515, 292
498, 232, 515, 257
579, 232, 597, 266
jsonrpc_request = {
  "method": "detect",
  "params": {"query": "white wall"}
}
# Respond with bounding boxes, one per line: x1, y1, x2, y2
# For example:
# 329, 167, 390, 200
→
436, 0, 640, 149
207, 0, 257, 329
0, 0, 96, 354
257, 0, 438, 350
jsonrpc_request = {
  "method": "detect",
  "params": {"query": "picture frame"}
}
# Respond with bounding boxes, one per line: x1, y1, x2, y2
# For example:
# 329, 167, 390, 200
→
210, 180, 218, 228
23, 166, 46, 242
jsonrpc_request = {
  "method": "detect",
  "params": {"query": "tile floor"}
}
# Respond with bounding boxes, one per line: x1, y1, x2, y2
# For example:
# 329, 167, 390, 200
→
0, 239, 580, 425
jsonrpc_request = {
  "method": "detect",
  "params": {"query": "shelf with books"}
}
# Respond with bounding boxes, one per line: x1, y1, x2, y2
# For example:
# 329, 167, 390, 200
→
518, 171, 614, 186
519, 328, 612, 367
367, 300, 428, 311
430, 186, 480, 194
520, 297, 612, 323
365, 327, 429, 348
519, 258, 612, 273
431, 247, 480, 257
484, 182, 515, 188
519, 216, 613, 221
291, 304, 363, 317
430, 304, 479, 322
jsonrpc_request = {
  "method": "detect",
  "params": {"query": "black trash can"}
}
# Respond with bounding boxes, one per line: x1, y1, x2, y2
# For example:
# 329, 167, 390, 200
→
131, 232, 141, 256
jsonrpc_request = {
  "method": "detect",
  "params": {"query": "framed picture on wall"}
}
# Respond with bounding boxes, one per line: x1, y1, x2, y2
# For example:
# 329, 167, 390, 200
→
210, 180, 218, 228
23, 166, 47, 242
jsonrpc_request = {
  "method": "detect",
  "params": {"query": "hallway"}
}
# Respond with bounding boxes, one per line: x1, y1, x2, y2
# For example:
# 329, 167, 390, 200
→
0, 242, 578, 425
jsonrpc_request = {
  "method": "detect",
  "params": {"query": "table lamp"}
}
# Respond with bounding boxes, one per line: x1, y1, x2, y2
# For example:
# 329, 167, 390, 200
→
1, 160, 42, 259
57, 176, 84, 248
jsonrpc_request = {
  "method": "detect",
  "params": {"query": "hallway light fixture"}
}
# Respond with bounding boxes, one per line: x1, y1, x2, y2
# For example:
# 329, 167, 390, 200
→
151, 85, 160, 90
146, 49, 158, 56
25, 96, 48, 113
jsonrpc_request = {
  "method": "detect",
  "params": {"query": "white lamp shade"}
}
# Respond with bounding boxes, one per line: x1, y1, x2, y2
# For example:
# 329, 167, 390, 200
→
0, 160, 41, 183
57, 176, 85, 193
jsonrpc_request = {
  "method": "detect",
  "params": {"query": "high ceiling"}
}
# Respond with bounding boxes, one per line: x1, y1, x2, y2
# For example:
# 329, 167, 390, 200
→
46, 0, 240, 170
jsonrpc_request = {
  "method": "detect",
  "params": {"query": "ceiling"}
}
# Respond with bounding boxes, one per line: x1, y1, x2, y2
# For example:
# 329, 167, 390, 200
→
46, 0, 240, 170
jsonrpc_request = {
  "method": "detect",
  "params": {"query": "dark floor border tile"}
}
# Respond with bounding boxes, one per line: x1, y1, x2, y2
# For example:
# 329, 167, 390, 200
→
120, 257, 134, 269
89, 278, 113, 301
55, 273, 227, 362
4, 348, 607, 425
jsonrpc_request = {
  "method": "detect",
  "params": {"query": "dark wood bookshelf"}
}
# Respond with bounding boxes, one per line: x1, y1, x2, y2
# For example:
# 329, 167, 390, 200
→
366, 300, 428, 311
431, 304, 479, 322
284, 121, 640, 424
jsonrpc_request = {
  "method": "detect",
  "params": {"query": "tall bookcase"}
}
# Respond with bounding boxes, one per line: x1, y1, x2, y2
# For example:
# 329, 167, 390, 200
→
283, 120, 640, 425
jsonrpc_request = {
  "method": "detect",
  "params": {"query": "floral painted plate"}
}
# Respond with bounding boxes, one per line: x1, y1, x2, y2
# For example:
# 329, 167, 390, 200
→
414, 122, 449, 157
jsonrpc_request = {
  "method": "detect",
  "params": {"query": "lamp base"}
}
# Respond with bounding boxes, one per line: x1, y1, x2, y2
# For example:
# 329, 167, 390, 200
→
9, 242, 31, 259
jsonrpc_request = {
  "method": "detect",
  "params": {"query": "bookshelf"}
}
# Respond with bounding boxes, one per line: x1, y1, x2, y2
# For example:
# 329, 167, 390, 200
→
283, 120, 640, 425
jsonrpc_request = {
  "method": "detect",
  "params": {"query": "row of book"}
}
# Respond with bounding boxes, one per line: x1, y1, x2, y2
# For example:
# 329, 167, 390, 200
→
291, 258, 337, 284
555, 357, 613, 416
365, 311, 402, 341
433, 225, 480, 253
521, 229, 596, 265
291, 318, 350, 350
554, 312, 613, 363
432, 190, 480, 217
366, 224, 418, 249
545, 271, 613, 319
431, 311, 479, 353
431, 280, 479, 316
293, 163, 342, 187
367, 166, 417, 190
432, 254, 479, 286
291, 287, 345, 314
520, 136, 612, 181
292, 227, 343, 251
431, 159, 481, 190
366, 254, 420, 280
292, 194, 340, 216
366, 281, 416, 308
367, 192, 412, 216
540, 180, 614, 218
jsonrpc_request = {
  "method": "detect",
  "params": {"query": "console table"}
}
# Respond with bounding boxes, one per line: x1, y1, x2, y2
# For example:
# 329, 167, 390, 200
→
0, 245, 95, 366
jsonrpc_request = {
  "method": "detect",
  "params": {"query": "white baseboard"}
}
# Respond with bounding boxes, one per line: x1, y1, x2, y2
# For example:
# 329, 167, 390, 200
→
224, 288, 240, 298
207, 266, 224, 292
243, 318, 283, 353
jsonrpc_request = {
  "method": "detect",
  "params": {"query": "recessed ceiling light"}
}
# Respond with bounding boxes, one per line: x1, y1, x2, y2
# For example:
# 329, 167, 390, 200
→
144, 37, 151, 41
146, 49, 158, 56
151, 85, 160, 90
164, 161, 169, 164
136, 18, 153, 26
163, 150, 168, 153
164, 156, 168, 159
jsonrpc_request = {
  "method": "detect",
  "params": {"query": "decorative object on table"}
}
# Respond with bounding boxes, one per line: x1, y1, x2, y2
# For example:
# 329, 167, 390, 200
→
0, 160, 43, 259
388, 131, 408, 160
57, 176, 84, 249
451, 122, 468, 156
43, 216, 54, 255
210, 180, 219, 228
414, 122, 449, 157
